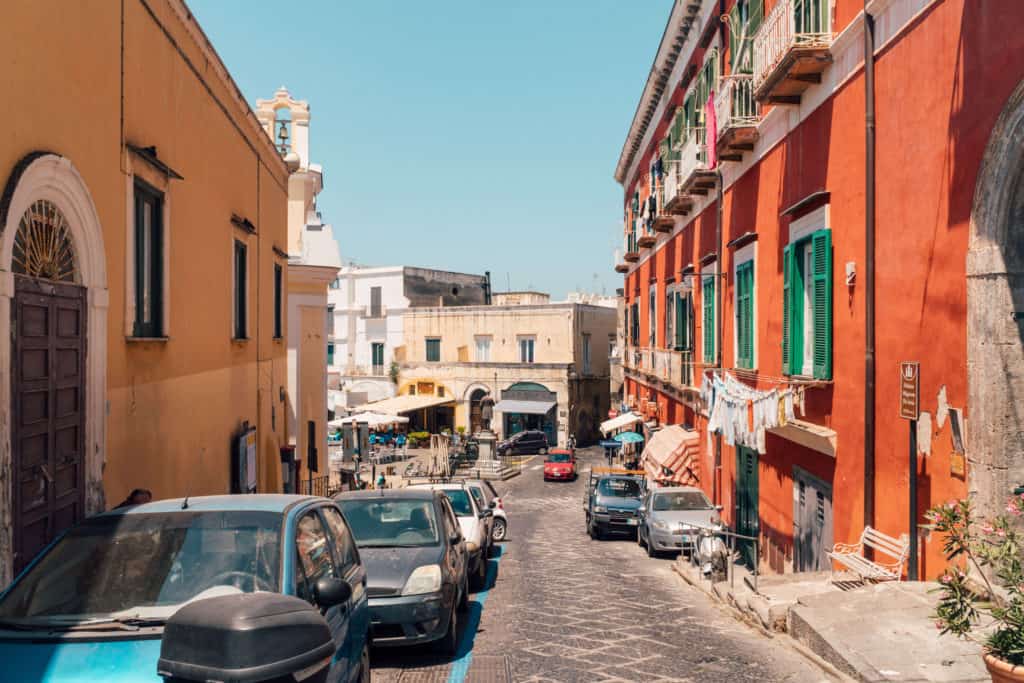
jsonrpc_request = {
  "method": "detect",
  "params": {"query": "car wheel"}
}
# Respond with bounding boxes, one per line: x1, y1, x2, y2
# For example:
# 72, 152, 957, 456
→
470, 554, 487, 591
458, 575, 469, 612
441, 605, 459, 656
646, 535, 657, 558
538, 447, 548, 455
637, 527, 645, 547
357, 642, 371, 683
492, 518, 507, 542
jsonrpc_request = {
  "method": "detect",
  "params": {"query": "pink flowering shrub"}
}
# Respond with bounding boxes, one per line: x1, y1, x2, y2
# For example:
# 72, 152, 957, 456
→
926, 495, 1024, 664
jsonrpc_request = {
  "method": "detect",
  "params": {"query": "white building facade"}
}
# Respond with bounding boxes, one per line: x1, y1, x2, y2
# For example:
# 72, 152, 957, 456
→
328, 266, 490, 408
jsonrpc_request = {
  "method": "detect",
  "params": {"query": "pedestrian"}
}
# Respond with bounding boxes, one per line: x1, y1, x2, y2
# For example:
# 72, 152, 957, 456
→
376, 472, 387, 489
114, 488, 153, 509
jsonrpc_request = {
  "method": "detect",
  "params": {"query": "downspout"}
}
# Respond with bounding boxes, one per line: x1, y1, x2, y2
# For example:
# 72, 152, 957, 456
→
863, 4, 877, 536
714, 170, 724, 506
713, 0, 726, 506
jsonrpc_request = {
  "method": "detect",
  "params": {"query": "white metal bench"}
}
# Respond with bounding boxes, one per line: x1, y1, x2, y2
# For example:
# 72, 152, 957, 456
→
826, 526, 910, 582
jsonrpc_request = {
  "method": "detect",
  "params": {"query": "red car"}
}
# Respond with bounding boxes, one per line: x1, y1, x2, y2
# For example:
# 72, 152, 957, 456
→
543, 449, 577, 481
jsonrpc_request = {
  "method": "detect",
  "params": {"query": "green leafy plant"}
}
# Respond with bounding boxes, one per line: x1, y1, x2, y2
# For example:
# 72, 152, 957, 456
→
456, 426, 466, 435
926, 495, 1024, 665
389, 361, 400, 386
409, 431, 430, 442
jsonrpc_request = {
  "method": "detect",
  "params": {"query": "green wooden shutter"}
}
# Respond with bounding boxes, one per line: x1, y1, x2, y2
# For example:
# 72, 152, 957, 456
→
750, 0, 764, 34
703, 276, 715, 364
811, 229, 833, 379
728, 4, 741, 72
782, 244, 793, 375
736, 262, 754, 369
674, 291, 684, 350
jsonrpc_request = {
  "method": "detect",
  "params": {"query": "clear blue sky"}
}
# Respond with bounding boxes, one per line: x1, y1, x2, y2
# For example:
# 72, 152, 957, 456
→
190, 0, 672, 298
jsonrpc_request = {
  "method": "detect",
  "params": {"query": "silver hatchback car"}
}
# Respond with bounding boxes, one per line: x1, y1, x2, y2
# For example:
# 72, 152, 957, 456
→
637, 486, 722, 557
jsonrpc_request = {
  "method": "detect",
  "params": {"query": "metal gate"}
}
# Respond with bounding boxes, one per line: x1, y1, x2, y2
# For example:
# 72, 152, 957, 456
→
11, 275, 86, 573
735, 446, 759, 569
793, 467, 833, 572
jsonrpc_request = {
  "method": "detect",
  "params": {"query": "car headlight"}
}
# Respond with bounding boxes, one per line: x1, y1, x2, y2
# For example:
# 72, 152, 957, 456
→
653, 520, 670, 531
466, 541, 480, 554
401, 564, 442, 596
594, 505, 607, 513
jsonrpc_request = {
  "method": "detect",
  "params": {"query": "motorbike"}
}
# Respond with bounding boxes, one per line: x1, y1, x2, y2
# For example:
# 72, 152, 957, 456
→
696, 526, 729, 582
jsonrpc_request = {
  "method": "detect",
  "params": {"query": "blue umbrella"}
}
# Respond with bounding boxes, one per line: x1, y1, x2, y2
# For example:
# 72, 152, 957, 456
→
613, 432, 645, 444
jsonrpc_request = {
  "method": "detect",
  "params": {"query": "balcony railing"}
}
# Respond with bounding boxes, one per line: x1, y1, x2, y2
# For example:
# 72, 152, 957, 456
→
753, 0, 832, 100
622, 346, 699, 390
715, 74, 760, 134
677, 127, 714, 193
346, 365, 388, 378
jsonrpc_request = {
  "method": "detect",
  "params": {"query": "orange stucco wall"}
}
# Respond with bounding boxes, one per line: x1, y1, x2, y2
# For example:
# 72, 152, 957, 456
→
620, 0, 1024, 578
2, 0, 290, 505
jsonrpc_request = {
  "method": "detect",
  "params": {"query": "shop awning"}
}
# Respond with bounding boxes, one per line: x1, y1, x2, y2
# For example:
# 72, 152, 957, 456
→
328, 412, 410, 429
641, 425, 700, 486
493, 399, 556, 415
600, 412, 643, 435
357, 394, 455, 415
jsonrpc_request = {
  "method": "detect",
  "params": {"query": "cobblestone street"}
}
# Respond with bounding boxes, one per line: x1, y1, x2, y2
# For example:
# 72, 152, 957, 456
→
371, 448, 834, 682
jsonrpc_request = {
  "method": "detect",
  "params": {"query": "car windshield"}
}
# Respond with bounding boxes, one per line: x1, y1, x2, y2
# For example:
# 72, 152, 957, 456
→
338, 499, 440, 547
653, 491, 713, 511
443, 490, 474, 516
597, 478, 642, 498
0, 511, 281, 624
548, 453, 571, 463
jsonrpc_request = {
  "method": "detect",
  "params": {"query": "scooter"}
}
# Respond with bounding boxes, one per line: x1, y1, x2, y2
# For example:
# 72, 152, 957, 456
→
696, 526, 729, 582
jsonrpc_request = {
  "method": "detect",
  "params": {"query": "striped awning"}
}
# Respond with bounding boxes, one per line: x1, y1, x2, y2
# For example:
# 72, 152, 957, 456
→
641, 425, 700, 486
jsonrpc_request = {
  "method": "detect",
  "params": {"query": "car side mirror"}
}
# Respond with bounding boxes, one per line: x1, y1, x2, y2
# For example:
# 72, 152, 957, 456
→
450, 531, 463, 544
314, 576, 352, 608
479, 509, 493, 519
715, 504, 724, 511
488, 500, 496, 509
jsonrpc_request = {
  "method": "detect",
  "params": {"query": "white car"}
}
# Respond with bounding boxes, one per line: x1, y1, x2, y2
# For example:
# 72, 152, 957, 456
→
409, 482, 493, 589
465, 479, 508, 543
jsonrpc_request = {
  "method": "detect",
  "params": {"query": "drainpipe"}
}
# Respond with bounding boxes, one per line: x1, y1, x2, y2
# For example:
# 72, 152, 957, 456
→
714, 169, 724, 506
863, 4, 877, 538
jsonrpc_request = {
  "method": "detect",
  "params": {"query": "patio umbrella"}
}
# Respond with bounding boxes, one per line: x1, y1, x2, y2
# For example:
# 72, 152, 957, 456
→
613, 432, 645, 445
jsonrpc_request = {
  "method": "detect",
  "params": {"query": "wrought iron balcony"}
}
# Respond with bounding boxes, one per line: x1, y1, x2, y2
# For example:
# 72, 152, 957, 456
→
622, 346, 699, 391
715, 75, 761, 161
753, 0, 833, 104
661, 162, 692, 216
677, 127, 717, 196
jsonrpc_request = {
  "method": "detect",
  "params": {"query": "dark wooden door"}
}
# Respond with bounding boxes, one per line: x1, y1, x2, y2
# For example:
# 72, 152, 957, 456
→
793, 467, 833, 572
12, 275, 86, 573
735, 446, 759, 570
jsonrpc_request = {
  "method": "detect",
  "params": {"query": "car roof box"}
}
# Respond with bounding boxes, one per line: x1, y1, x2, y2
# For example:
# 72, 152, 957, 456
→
158, 593, 334, 683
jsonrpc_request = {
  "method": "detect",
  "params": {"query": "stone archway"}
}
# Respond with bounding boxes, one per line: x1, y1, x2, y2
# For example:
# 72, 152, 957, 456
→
0, 153, 108, 584
967, 79, 1024, 520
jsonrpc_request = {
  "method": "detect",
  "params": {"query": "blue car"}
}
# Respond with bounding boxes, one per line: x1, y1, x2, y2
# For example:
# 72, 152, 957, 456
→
0, 495, 371, 683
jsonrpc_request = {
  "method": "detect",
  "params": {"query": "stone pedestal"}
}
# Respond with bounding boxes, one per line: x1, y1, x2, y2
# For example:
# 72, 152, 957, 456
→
471, 430, 508, 480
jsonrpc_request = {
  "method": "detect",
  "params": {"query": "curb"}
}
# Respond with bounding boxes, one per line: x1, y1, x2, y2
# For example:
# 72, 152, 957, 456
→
670, 562, 854, 682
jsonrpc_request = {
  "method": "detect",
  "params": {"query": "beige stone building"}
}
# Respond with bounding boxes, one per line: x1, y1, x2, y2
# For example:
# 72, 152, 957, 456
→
0, 0, 291, 581
391, 300, 616, 446
255, 88, 341, 493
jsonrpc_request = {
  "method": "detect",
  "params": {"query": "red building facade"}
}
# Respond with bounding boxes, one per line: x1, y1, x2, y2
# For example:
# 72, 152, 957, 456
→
615, 0, 1024, 578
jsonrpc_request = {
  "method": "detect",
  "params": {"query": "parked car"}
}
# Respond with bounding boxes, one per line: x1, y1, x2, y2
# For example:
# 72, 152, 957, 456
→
0, 495, 371, 683
584, 472, 646, 540
408, 482, 492, 590
637, 486, 722, 557
335, 488, 468, 654
543, 449, 577, 481
464, 479, 508, 543
496, 429, 549, 457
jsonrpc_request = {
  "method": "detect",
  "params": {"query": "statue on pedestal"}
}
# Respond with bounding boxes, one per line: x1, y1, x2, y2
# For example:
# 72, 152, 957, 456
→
479, 394, 495, 434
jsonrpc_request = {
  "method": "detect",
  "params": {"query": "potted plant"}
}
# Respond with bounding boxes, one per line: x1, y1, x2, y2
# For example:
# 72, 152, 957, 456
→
926, 495, 1024, 681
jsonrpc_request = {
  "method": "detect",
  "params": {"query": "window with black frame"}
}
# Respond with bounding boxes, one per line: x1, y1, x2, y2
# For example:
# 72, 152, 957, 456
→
233, 240, 247, 339
133, 181, 163, 338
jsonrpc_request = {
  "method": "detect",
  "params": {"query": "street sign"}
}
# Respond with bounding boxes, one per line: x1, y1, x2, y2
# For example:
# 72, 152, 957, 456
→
899, 362, 920, 420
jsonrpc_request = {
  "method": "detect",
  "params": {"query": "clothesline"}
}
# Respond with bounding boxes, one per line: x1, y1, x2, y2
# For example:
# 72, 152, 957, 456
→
701, 371, 806, 455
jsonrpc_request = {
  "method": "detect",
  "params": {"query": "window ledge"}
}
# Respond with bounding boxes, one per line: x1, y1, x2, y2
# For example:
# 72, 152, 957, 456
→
232, 337, 250, 344
126, 336, 169, 343
273, 336, 284, 342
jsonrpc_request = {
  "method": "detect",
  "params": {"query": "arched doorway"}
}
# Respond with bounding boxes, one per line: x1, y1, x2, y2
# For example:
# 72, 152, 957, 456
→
967, 79, 1024, 520
0, 153, 107, 583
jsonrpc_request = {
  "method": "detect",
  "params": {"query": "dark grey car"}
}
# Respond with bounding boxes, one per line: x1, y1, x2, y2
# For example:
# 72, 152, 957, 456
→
336, 489, 469, 655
